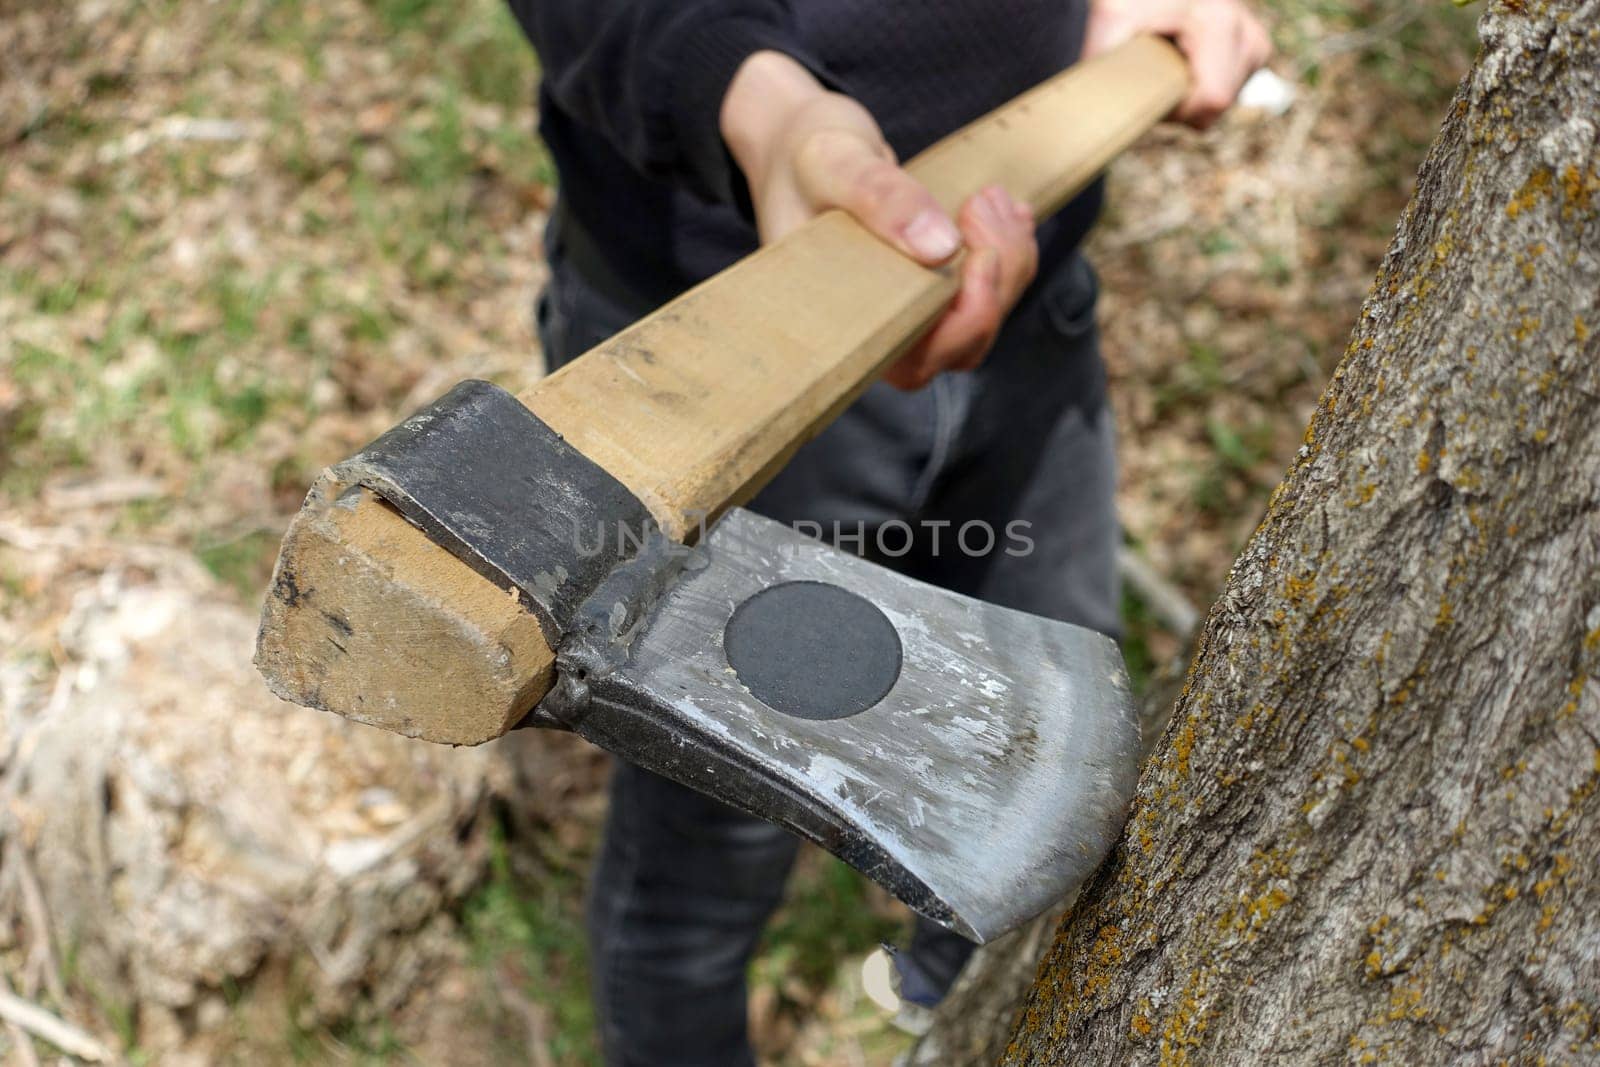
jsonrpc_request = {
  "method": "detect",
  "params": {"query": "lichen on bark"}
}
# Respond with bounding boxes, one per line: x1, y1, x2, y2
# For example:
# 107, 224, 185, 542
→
1001, 1, 1600, 1063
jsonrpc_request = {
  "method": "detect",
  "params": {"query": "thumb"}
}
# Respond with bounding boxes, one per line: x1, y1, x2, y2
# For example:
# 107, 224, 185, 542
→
795, 133, 963, 265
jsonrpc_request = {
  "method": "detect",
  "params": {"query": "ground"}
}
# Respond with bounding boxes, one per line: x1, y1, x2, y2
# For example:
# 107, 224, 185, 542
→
0, 0, 1477, 1062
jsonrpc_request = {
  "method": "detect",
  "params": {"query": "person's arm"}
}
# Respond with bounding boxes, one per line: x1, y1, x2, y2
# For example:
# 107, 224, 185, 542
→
506, 0, 823, 207
721, 51, 1041, 390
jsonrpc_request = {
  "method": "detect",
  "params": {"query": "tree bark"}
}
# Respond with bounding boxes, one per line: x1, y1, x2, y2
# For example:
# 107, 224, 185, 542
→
999, 2, 1600, 1062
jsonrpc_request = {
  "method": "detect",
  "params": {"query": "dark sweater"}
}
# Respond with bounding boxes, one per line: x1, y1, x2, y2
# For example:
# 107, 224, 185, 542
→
507, 0, 1100, 309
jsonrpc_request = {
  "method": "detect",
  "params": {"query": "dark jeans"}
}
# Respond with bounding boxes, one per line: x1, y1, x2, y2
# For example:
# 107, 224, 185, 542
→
537, 216, 1119, 1067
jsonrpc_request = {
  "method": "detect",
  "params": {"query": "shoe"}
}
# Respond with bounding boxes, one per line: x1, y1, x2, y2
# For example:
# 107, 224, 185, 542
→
860, 945, 936, 1037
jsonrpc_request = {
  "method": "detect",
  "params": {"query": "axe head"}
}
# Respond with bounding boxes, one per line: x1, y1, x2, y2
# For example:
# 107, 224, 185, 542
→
540, 507, 1140, 944
317, 380, 1140, 943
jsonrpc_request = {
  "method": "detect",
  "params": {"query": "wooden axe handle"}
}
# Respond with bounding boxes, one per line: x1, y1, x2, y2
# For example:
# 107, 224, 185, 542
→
255, 37, 1189, 744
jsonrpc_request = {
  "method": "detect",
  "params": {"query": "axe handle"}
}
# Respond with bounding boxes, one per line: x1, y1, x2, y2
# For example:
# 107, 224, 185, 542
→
256, 37, 1189, 744
909, 36, 1189, 221
527, 36, 1189, 540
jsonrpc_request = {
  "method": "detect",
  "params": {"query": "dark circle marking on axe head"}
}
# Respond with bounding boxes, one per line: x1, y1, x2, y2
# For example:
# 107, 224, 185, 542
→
723, 580, 903, 720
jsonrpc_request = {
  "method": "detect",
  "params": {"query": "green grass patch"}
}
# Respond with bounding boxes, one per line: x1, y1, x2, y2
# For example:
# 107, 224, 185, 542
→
1119, 588, 1158, 696
1205, 415, 1275, 475
463, 822, 599, 1066
363, 0, 540, 110
1154, 341, 1229, 417
195, 528, 281, 601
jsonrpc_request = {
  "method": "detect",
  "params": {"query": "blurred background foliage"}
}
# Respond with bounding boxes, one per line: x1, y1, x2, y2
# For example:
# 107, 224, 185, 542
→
1, 0, 1477, 1062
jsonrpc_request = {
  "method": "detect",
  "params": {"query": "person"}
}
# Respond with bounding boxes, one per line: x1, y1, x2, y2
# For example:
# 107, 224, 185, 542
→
506, 2, 1270, 1063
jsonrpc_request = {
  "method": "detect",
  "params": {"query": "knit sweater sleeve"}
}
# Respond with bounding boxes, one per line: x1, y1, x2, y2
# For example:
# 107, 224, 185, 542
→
507, 0, 829, 206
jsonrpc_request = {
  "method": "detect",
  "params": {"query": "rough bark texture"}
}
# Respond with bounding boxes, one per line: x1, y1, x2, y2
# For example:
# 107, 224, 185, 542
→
1003, 2, 1600, 1062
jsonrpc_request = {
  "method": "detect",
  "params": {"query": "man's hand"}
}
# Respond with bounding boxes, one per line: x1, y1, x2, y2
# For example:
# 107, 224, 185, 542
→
1086, 0, 1272, 128
721, 51, 1038, 391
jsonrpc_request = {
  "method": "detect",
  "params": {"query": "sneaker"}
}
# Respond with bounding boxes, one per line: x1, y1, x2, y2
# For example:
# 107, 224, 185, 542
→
860, 945, 936, 1036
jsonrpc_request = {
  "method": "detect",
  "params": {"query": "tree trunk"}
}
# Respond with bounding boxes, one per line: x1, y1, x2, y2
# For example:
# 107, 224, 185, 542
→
997, 2, 1600, 1062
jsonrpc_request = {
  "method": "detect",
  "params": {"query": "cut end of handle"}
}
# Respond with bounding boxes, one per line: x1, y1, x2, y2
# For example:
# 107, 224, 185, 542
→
255, 488, 555, 746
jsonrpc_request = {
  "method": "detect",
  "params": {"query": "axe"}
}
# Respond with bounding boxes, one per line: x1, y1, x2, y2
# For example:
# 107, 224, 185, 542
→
256, 38, 1189, 943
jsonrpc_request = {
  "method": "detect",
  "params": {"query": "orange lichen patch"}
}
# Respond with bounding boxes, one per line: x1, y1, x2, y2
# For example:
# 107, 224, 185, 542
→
1171, 718, 1197, 780
1159, 974, 1213, 1067
1560, 163, 1599, 217
1077, 924, 1125, 1001
1331, 746, 1362, 788
1515, 242, 1546, 281
1243, 887, 1290, 932
1506, 167, 1552, 218
1578, 316, 1591, 343
1385, 982, 1427, 1024
1282, 571, 1317, 603
1234, 703, 1278, 733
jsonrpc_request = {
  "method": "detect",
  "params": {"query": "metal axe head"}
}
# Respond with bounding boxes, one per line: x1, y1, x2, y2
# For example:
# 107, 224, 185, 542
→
297, 380, 1141, 943
535, 507, 1140, 943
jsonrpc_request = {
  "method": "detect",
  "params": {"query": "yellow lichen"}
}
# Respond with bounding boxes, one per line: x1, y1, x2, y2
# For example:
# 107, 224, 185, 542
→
1348, 482, 1378, 507
1506, 167, 1553, 219
1171, 720, 1196, 780
1561, 163, 1598, 217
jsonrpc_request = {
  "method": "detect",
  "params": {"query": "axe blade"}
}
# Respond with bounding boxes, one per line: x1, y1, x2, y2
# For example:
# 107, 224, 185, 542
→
546, 507, 1139, 943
